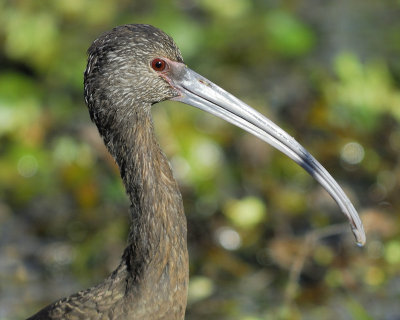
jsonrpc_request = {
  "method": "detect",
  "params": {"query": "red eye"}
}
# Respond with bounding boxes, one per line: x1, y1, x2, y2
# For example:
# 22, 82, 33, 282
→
151, 58, 167, 71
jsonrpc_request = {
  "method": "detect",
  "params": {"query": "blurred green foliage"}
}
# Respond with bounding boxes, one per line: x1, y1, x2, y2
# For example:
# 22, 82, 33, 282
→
0, 0, 400, 319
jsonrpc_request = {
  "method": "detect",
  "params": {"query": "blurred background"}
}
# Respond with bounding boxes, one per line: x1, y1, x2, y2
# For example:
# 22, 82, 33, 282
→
0, 0, 399, 319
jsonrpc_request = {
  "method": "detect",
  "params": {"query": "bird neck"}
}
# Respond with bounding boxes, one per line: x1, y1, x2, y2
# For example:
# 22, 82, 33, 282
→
103, 105, 188, 310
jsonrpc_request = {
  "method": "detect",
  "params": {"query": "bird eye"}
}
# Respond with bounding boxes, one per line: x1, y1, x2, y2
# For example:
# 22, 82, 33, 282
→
151, 58, 167, 72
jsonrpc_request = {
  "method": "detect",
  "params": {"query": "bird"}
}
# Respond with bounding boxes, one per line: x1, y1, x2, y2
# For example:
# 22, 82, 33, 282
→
27, 24, 365, 320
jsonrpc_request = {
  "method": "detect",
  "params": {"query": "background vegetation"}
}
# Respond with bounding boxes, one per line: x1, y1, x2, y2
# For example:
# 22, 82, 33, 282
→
1, 0, 399, 319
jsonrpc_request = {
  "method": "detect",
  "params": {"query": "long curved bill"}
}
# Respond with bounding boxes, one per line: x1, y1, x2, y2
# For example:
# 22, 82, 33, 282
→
164, 63, 366, 246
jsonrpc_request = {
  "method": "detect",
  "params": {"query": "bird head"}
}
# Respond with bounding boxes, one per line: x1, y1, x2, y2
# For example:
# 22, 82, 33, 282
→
84, 24, 184, 120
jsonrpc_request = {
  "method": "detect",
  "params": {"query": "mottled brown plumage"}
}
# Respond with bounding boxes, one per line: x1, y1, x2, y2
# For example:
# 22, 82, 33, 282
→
27, 23, 365, 320
28, 24, 188, 320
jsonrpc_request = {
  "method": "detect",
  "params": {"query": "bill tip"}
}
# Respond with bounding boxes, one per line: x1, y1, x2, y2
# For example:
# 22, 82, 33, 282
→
352, 227, 366, 247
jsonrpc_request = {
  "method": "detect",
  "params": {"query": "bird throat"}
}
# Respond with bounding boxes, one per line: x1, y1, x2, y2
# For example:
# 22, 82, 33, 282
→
100, 105, 189, 316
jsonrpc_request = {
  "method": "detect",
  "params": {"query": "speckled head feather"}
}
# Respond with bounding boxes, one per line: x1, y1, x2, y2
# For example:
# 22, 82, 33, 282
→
84, 24, 184, 137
